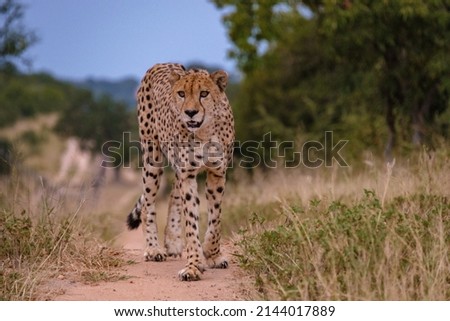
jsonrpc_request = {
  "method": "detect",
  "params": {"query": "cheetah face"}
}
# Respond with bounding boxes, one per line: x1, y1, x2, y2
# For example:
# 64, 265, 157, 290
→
170, 70, 228, 132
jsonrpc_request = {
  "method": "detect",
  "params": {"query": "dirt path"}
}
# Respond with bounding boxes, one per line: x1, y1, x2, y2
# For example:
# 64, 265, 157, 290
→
48, 147, 249, 301
52, 229, 249, 301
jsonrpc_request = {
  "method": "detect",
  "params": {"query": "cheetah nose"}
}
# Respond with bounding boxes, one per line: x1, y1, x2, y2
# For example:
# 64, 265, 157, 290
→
184, 109, 199, 118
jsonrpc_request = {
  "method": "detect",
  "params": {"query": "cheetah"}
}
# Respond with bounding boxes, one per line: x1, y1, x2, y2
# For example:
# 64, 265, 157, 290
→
127, 63, 234, 281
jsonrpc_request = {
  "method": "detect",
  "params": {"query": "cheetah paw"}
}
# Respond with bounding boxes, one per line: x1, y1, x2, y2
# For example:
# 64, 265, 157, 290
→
206, 255, 229, 269
178, 265, 204, 281
144, 248, 167, 262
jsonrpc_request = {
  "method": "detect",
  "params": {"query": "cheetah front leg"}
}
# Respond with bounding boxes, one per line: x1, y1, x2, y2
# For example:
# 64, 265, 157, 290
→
177, 175, 205, 281
141, 140, 167, 262
164, 177, 184, 257
203, 171, 228, 269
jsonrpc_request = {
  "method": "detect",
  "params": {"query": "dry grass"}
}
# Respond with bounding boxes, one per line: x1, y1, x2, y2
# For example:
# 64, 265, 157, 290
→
2, 113, 449, 300
224, 148, 450, 300
0, 170, 127, 300
0, 114, 171, 300
225, 147, 449, 208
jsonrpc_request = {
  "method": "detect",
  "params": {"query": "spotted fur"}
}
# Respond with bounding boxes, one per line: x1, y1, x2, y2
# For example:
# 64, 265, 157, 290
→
127, 63, 234, 281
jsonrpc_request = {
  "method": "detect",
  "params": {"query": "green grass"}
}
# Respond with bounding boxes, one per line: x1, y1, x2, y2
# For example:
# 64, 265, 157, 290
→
229, 150, 450, 300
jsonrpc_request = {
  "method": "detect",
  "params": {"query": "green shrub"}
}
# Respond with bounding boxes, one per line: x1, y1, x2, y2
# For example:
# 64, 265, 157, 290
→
236, 192, 450, 300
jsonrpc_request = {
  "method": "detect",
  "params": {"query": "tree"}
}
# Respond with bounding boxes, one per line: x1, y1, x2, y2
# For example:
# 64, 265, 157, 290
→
56, 91, 132, 153
0, 71, 74, 127
0, 0, 37, 67
319, 0, 450, 157
213, 0, 384, 159
55, 91, 134, 182
213, 0, 450, 158
213, 0, 284, 73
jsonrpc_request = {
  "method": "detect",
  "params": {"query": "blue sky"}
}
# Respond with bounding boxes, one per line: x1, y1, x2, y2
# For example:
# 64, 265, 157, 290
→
21, 0, 235, 80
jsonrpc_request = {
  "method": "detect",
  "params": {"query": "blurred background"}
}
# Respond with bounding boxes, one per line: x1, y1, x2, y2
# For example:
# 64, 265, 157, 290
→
1, 0, 450, 301
1, 0, 449, 179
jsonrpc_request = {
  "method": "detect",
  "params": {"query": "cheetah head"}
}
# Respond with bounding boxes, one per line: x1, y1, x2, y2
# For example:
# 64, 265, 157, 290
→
169, 69, 228, 132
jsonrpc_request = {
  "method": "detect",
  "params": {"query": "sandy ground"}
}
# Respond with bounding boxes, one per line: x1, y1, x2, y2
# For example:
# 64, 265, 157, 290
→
51, 228, 250, 301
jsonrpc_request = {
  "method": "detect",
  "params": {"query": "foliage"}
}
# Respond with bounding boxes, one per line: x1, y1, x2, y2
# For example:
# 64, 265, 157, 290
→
213, 0, 450, 159
0, 0, 37, 67
55, 91, 134, 162
320, 0, 450, 156
0, 69, 135, 167
0, 71, 75, 127
75, 77, 139, 109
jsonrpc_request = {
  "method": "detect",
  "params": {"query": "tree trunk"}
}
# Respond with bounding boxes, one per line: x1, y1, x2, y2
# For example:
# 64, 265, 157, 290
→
384, 97, 396, 161
411, 85, 436, 146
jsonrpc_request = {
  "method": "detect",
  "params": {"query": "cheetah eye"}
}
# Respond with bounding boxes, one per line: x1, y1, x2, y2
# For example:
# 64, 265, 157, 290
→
200, 91, 209, 98
177, 91, 185, 98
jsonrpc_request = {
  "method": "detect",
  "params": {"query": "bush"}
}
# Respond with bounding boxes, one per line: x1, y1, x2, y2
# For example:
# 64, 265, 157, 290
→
236, 191, 450, 300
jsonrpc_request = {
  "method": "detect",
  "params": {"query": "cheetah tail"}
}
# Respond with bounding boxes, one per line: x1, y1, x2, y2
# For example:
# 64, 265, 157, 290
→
127, 194, 144, 230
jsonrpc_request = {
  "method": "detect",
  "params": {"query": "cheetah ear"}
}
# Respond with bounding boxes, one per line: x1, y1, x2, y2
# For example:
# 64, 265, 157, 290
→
211, 70, 228, 92
168, 70, 183, 86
